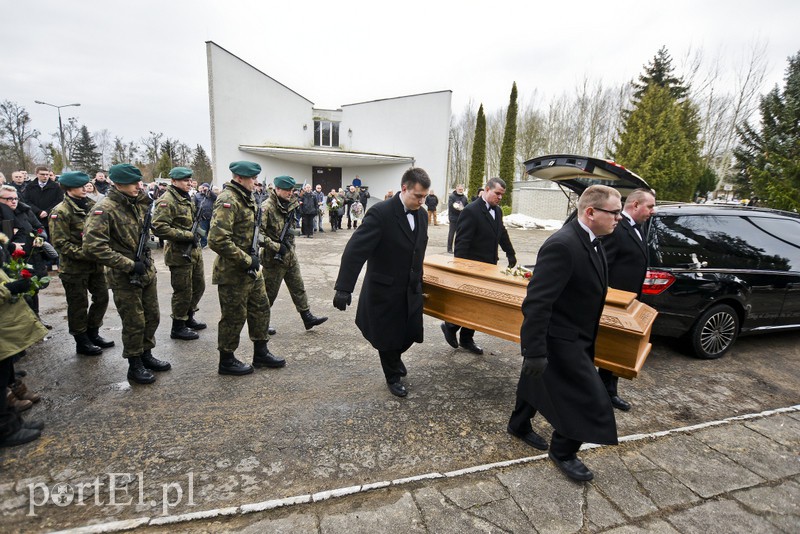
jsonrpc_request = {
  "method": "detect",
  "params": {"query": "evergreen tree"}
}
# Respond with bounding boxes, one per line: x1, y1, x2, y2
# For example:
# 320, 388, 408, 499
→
734, 51, 800, 211
70, 125, 101, 173
614, 48, 702, 201
498, 82, 518, 207
467, 104, 487, 197
191, 144, 213, 184
695, 166, 718, 199
154, 151, 173, 180
111, 137, 127, 165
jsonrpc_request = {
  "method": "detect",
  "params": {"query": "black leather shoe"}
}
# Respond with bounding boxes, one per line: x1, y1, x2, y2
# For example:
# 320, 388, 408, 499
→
301, 310, 328, 330
399, 360, 407, 377
253, 341, 286, 368
459, 340, 484, 355
218, 352, 253, 375
127, 357, 156, 384
74, 333, 102, 356
549, 452, 594, 481
22, 419, 45, 431
0, 427, 41, 448
610, 395, 631, 411
87, 328, 115, 348
171, 319, 199, 340
507, 426, 548, 451
186, 313, 207, 330
387, 381, 407, 397
441, 322, 458, 348
268, 327, 277, 336
141, 350, 172, 372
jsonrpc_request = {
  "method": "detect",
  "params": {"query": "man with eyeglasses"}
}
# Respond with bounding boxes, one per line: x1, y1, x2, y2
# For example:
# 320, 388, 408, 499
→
441, 177, 516, 356
598, 188, 656, 412
508, 184, 622, 482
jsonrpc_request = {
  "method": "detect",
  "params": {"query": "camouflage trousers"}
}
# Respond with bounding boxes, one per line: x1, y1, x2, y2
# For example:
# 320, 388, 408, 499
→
217, 273, 270, 353
263, 257, 309, 313
111, 276, 160, 358
59, 271, 110, 335
169, 257, 205, 320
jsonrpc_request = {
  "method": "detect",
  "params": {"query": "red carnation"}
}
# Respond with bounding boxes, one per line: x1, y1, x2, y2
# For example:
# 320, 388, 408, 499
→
524, 272, 532, 279
11, 248, 26, 259
20, 269, 33, 279
37, 228, 44, 235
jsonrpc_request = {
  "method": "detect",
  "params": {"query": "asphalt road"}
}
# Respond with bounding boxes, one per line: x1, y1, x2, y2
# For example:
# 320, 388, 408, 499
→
2, 222, 798, 532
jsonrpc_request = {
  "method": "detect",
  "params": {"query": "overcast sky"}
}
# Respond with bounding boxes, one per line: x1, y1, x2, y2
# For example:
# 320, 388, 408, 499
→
2, 0, 798, 155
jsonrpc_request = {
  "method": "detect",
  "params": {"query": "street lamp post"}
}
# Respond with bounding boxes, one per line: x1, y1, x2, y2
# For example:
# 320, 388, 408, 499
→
34, 100, 81, 172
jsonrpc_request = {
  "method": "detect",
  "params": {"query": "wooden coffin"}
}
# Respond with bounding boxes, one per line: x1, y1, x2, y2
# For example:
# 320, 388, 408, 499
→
422, 254, 656, 379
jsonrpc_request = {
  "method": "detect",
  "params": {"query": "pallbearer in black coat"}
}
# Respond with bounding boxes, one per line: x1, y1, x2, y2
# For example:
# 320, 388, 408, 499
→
333, 168, 430, 398
441, 177, 516, 355
599, 188, 656, 412
508, 185, 622, 482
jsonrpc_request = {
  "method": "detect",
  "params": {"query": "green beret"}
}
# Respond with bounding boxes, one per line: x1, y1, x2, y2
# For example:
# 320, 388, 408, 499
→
109, 163, 143, 184
58, 171, 90, 189
229, 161, 261, 178
273, 175, 296, 190
169, 167, 193, 180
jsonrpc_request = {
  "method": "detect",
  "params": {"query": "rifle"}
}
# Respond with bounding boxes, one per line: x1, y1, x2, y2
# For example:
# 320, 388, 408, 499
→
273, 208, 297, 263
246, 203, 263, 279
182, 196, 208, 260
130, 202, 154, 288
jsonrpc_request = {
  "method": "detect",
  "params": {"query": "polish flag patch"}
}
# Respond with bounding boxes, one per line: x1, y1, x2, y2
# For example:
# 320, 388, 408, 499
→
50, 213, 58, 219
223, 203, 231, 208
93, 210, 104, 215
160, 203, 167, 207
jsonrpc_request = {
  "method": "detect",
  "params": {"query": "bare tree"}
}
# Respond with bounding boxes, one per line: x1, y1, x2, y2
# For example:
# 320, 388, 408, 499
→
0, 100, 40, 170
447, 101, 477, 190
93, 128, 113, 169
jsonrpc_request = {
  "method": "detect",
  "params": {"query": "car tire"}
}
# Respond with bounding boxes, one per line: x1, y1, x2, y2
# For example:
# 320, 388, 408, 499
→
689, 304, 740, 359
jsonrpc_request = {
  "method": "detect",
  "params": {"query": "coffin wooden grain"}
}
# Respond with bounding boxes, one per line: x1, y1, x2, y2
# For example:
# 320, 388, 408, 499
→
422, 254, 656, 379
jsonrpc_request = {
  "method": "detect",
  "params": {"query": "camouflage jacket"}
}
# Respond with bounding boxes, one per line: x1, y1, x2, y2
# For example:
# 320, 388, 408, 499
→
151, 185, 200, 267
208, 181, 260, 285
260, 188, 299, 265
83, 187, 156, 289
49, 195, 104, 275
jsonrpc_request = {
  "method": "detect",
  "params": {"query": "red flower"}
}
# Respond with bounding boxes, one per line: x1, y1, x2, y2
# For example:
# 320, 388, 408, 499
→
37, 228, 44, 235
11, 248, 26, 259
20, 269, 33, 279
524, 272, 532, 279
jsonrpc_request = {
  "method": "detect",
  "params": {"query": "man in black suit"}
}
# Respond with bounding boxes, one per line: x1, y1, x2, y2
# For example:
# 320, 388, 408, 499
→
600, 188, 656, 411
441, 177, 516, 355
508, 184, 622, 481
333, 168, 430, 398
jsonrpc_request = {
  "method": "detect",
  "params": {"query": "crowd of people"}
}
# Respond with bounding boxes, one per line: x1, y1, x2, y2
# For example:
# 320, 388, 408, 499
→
1, 162, 652, 485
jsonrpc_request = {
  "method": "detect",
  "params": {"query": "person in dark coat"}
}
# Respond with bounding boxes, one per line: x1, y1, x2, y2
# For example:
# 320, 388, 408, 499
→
446, 184, 468, 253
508, 184, 622, 482
441, 178, 516, 355
599, 188, 656, 411
299, 184, 318, 238
333, 167, 430, 398
22, 166, 63, 238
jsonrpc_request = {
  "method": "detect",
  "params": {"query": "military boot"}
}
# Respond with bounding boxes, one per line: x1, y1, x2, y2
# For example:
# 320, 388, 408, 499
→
74, 333, 103, 356
186, 312, 207, 330
252, 341, 286, 368
127, 357, 156, 384
300, 310, 328, 330
141, 350, 172, 372
87, 327, 115, 348
170, 319, 199, 340
218, 351, 253, 375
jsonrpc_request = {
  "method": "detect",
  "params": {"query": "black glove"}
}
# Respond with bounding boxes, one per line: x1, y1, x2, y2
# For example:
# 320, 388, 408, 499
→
521, 357, 547, 378
333, 290, 352, 311
131, 261, 147, 275
278, 243, 288, 256
507, 254, 517, 268
249, 254, 260, 271
5, 278, 32, 295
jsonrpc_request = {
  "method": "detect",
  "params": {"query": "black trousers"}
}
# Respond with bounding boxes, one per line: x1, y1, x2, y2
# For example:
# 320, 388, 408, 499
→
378, 350, 404, 384
301, 214, 315, 237
0, 358, 20, 439
598, 368, 618, 396
508, 394, 537, 434
550, 431, 582, 461
447, 222, 457, 251
444, 322, 475, 343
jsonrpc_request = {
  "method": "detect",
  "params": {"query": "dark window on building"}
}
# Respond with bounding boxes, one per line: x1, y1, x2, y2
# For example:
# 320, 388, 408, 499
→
314, 120, 340, 148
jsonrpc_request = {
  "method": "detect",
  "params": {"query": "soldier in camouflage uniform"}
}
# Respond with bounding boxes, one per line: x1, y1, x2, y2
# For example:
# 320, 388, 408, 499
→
261, 175, 327, 331
50, 171, 114, 356
82, 164, 172, 385
152, 167, 206, 341
209, 161, 285, 375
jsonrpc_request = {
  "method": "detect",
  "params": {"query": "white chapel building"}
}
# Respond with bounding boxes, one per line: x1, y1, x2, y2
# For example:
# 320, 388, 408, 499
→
206, 41, 452, 199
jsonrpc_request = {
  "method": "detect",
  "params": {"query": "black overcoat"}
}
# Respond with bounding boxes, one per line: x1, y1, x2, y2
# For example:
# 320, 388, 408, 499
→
516, 218, 617, 445
334, 194, 428, 351
602, 217, 648, 297
453, 199, 514, 265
